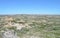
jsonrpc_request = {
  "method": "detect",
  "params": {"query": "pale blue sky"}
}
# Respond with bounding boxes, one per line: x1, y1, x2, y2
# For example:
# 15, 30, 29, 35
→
0, 0, 60, 15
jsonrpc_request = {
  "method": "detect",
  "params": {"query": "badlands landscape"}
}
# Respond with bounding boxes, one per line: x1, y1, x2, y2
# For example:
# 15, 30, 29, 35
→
0, 15, 60, 38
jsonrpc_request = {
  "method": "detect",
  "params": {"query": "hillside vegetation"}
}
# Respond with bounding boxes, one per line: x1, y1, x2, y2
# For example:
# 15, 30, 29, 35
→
0, 15, 60, 38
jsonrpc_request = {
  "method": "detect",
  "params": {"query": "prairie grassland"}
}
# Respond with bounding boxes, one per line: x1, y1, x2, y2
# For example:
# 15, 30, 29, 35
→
0, 15, 60, 38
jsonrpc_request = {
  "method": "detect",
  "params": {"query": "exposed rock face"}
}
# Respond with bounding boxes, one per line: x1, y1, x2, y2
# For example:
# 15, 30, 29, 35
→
2, 30, 19, 38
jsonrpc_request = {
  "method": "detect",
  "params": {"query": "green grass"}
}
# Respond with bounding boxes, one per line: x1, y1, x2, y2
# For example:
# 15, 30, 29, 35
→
0, 15, 60, 38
